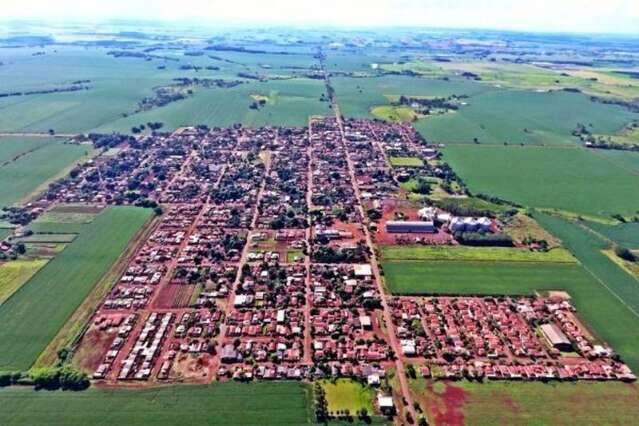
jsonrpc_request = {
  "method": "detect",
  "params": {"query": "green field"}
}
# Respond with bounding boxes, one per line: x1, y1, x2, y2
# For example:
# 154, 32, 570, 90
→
416, 90, 636, 145
0, 259, 48, 305
0, 228, 11, 240
0, 207, 152, 370
381, 245, 576, 263
442, 145, 639, 218
97, 78, 330, 132
389, 156, 424, 167
0, 140, 91, 207
0, 137, 57, 164
320, 379, 375, 414
0, 382, 313, 425
332, 75, 489, 119
584, 221, 639, 249
411, 378, 639, 426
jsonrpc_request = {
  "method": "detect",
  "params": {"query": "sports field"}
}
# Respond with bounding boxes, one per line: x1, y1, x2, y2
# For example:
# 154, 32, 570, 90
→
416, 89, 636, 145
0, 382, 313, 425
0, 207, 152, 370
389, 156, 424, 167
0, 139, 91, 207
381, 245, 576, 263
320, 379, 375, 414
442, 145, 639, 218
411, 378, 639, 426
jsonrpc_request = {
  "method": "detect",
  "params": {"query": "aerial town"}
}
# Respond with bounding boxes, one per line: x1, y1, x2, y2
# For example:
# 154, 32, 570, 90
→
9, 114, 632, 419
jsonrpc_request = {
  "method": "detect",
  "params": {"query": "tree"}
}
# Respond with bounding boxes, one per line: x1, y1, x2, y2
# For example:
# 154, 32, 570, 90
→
615, 246, 636, 262
15, 243, 26, 255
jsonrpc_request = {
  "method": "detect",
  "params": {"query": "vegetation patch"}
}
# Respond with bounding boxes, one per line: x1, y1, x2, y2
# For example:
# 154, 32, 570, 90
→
371, 105, 419, 122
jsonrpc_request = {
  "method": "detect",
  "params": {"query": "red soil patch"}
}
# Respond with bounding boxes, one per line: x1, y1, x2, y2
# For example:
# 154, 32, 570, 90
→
426, 382, 468, 426
154, 284, 195, 309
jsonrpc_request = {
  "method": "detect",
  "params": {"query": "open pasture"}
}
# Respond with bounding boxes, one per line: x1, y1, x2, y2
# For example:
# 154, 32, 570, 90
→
320, 379, 376, 414
416, 89, 637, 145
0, 382, 313, 425
442, 145, 639, 218
0, 206, 152, 371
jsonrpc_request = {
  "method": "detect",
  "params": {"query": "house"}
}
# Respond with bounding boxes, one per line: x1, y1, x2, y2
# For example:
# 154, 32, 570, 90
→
354, 264, 372, 277
377, 394, 395, 414
386, 220, 435, 234
540, 323, 573, 352
221, 344, 239, 363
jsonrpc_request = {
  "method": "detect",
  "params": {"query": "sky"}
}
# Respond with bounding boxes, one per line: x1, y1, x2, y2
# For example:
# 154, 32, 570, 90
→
2, 0, 639, 35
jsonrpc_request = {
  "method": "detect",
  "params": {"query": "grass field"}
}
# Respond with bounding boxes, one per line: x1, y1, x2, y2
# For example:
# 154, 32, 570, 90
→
389, 156, 424, 167
410, 378, 639, 426
0, 382, 313, 425
0, 207, 152, 370
0, 228, 11, 240
442, 145, 639, 218
380, 245, 576, 263
320, 379, 375, 414
416, 89, 636, 145
0, 259, 48, 305
371, 105, 418, 123
0, 140, 92, 208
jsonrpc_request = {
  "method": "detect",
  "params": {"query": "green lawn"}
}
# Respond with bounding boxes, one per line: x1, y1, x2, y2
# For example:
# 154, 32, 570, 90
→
442, 145, 639, 218
0, 207, 152, 370
0, 382, 313, 425
320, 379, 375, 414
381, 245, 576, 263
389, 156, 424, 167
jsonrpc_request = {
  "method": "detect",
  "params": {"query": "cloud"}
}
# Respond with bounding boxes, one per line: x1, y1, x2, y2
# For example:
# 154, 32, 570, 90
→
1, 0, 638, 34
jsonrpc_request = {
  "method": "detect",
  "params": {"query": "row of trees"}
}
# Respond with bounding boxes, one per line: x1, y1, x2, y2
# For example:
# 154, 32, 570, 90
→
0, 366, 89, 391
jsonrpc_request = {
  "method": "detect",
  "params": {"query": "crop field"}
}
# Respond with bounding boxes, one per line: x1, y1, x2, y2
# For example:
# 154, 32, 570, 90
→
0, 137, 57, 164
416, 89, 637, 145
0, 259, 48, 305
320, 379, 375, 414
0, 382, 313, 425
0, 140, 92, 208
380, 245, 576, 263
442, 145, 639, 218
584, 221, 639, 249
410, 378, 639, 426
0, 206, 152, 370
332, 75, 490, 119
596, 149, 639, 174
98, 78, 330, 132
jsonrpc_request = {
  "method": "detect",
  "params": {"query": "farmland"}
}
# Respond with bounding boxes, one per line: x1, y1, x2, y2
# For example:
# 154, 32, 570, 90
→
416, 89, 636, 146
0, 138, 91, 207
584, 221, 639, 249
410, 378, 639, 426
0, 382, 313, 425
442, 145, 639, 218
0, 207, 152, 370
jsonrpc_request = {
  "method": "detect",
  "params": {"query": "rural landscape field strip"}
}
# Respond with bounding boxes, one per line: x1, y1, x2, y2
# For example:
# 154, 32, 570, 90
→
0, 259, 48, 304
0, 207, 152, 370
381, 245, 576, 263
0, 382, 313, 425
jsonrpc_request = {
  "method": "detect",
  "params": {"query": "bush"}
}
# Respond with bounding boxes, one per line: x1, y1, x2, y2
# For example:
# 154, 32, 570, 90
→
30, 366, 90, 391
615, 246, 636, 262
